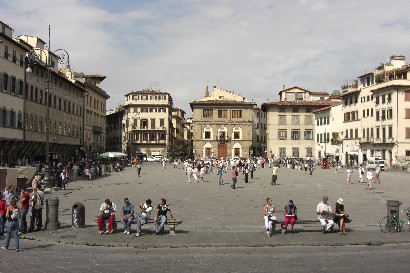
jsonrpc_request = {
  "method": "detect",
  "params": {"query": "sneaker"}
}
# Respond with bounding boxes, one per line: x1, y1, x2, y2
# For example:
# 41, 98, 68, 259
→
107, 229, 113, 234
16, 249, 19, 252
266, 231, 270, 237
99, 231, 104, 235
135, 233, 140, 237
104, 230, 110, 234
126, 230, 130, 235
1, 247, 7, 250
18, 232, 22, 235
124, 230, 127, 234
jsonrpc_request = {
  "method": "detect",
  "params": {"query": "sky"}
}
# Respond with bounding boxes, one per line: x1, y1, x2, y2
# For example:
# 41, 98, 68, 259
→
2, 0, 410, 115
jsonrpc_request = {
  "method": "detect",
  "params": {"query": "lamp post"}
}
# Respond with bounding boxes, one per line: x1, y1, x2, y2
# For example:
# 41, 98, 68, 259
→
26, 25, 71, 188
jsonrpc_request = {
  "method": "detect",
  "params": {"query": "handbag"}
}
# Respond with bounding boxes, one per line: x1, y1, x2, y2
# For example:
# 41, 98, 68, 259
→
268, 215, 277, 221
102, 210, 111, 220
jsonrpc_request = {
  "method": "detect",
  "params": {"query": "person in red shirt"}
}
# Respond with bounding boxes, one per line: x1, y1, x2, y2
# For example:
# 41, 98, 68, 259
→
19, 187, 30, 234
0, 194, 6, 237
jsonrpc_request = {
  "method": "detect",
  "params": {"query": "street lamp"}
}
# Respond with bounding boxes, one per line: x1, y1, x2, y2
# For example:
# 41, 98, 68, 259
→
26, 25, 71, 188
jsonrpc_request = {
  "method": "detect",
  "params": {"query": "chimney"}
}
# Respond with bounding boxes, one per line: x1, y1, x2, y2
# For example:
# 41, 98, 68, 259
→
283, 84, 286, 90
204, 85, 209, 97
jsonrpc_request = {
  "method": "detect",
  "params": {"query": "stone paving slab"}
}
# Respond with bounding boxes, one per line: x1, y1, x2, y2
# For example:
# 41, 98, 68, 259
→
21, 163, 410, 248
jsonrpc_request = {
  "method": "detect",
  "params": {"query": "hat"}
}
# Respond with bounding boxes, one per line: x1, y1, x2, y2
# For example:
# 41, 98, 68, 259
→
337, 198, 344, 205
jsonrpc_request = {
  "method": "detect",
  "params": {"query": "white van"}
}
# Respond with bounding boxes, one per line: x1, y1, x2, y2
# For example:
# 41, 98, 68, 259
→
366, 157, 385, 171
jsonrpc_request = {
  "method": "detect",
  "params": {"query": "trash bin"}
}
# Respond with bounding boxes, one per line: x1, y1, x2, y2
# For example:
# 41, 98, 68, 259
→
101, 164, 106, 175
72, 202, 85, 228
387, 200, 402, 218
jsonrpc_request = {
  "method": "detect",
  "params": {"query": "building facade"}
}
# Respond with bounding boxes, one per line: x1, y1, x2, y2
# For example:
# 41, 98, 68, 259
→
122, 90, 173, 157
342, 55, 410, 167
262, 86, 339, 159
190, 87, 257, 159
106, 108, 124, 152
171, 107, 187, 158
0, 21, 26, 164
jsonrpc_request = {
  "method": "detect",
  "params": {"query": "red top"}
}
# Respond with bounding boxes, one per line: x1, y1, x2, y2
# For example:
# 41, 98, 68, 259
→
21, 192, 30, 209
0, 199, 6, 215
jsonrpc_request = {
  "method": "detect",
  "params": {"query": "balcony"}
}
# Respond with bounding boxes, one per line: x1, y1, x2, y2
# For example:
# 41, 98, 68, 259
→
132, 139, 166, 145
92, 126, 103, 135
216, 135, 230, 143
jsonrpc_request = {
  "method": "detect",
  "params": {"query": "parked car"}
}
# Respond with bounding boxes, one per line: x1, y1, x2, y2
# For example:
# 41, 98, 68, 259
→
153, 155, 163, 162
146, 156, 156, 162
366, 157, 385, 171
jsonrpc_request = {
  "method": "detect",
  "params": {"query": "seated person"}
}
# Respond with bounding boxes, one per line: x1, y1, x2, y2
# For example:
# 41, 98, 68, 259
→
135, 199, 153, 237
316, 195, 334, 233
284, 200, 297, 233
154, 198, 174, 235
333, 198, 347, 235
121, 198, 134, 235
263, 197, 276, 237
97, 199, 116, 234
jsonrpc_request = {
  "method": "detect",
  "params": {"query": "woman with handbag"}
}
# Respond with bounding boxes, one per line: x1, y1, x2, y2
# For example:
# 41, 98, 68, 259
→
333, 198, 347, 235
263, 198, 276, 237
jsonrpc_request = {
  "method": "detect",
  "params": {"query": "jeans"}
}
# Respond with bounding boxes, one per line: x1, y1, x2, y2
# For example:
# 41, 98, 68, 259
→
231, 178, 237, 189
122, 215, 134, 231
218, 174, 224, 185
29, 208, 43, 231
0, 214, 5, 236
135, 213, 149, 233
4, 220, 19, 250
155, 215, 167, 234
19, 208, 28, 233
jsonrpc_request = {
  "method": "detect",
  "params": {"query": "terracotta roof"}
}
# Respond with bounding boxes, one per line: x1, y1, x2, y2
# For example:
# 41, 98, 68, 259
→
309, 91, 329, 96
312, 102, 342, 113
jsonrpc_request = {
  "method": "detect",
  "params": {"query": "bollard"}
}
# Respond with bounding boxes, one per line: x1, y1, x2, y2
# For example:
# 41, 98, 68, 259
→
387, 200, 402, 218
72, 202, 85, 228
45, 198, 60, 230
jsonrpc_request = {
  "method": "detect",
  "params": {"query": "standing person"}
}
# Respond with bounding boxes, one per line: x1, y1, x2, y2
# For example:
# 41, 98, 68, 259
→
154, 198, 174, 235
121, 198, 134, 235
366, 169, 373, 190
186, 163, 193, 183
231, 167, 238, 189
60, 169, 68, 190
0, 194, 5, 238
316, 196, 334, 233
28, 186, 44, 232
97, 199, 117, 235
271, 164, 278, 186
72, 163, 79, 181
375, 164, 381, 183
333, 198, 347, 235
263, 198, 276, 237
1, 198, 21, 252
136, 161, 142, 177
3, 185, 18, 206
346, 167, 352, 184
217, 164, 224, 185
19, 187, 30, 235
308, 160, 314, 175
135, 199, 153, 237
192, 166, 198, 183
162, 158, 167, 171
244, 164, 249, 183
358, 164, 365, 183
284, 200, 297, 234
249, 161, 254, 179
199, 166, 205, 183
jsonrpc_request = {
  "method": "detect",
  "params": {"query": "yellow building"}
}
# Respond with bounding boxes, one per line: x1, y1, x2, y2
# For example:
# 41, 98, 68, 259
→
190, 86, 257, 159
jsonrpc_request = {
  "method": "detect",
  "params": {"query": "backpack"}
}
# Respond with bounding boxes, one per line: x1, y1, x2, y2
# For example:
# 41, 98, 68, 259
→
10, 207, 20, 220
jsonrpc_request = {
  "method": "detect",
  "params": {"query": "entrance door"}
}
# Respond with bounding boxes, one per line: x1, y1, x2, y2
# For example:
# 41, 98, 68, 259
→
218, 143, 227, 159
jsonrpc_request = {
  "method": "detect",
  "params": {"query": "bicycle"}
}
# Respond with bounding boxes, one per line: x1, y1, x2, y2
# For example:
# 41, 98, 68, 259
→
379, 206, 410, 232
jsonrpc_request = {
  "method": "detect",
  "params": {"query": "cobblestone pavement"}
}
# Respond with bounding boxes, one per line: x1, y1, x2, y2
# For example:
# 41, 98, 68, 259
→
19, 163, 410, 247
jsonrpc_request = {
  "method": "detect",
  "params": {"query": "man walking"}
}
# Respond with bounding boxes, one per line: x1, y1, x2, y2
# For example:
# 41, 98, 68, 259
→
375, 164, 381, 183
231, 167, 238, 189
366, 169, 373, 190
271, 164, 278, 185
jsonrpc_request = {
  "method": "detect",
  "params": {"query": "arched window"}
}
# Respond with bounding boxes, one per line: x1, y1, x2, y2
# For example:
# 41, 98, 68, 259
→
39, 90, 43, 104
9, 109, 15, 128
17, 111, 23, 129
30, 86, 33, 101
54, 95, 57, 109
217, 126, 228, 140
39, 117, 42, 132
34, 116, 38, 131
35, 88, 38, 103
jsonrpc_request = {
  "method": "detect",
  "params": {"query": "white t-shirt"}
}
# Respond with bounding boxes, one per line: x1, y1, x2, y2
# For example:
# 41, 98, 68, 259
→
142, 203, 153, 218
367, 171, 373, 179
317, 201, 332, 219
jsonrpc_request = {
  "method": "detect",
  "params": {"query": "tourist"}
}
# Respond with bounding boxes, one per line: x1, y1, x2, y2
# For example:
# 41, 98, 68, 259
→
121, 198, 134, 235
284, 200, 297, 234
0, 194, 5, 238
263, 198, 276, 237
19, 187, 30, 235
135, 199, 153, 237
136, 161, 142, 177
316, 196, 334, 233
271, 164, 278, 185
358, 164, 365, 183
333, 198, 347, 235
375, 164, 381, 183
2, 198, 21, 252
231, 167, 238, 189
217, 163, 224, 185
346, 167, 352, 184
97, 199, 117, 235
154, 198, 174, 235
28, 186, 44, 232
366, 169, 373, 190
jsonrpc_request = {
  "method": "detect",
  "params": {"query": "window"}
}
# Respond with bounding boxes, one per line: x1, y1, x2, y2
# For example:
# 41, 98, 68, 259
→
204, 129, 211, 140
381, 95, 385, 104
203, 109, 213, 118
406, 109, 410, 119
291, 130, 300, 140
141, 95, 147, 100
291, 115, 300, 125
141, 108, 148, 113
231, 110, 242, 118
375, 96, 379, 105
306, 108, 312, 113
234, 148, 240, 157
376, 110, 380, 121
140, 119, 148, 129
387, 108, 393, 120
233, 128, 241, 140
304, 115, 313, 125
4, 46, 8, 59
150, 95, 157, 100
292, 147, 299, 157
279, 107, 286, 113
306, 147, 312, 158
388, 126, 393, 138
150, 119, 156, 129
278, 130, 287, 139
278, 115, 286, 125
387, 93, 392, 103
279, 148, 286, 157
345, 130, 348, 139
376, 127, 380, 139
406, 128, 410, 139
292, 107, 299, 113
304, 130, 313, 140
159, 119, 164, 127
149, 108, 157, 113
3, 74, 8, 91
405, 91, 410, 101
205, 148, 211, 157
218, 110, 227, 118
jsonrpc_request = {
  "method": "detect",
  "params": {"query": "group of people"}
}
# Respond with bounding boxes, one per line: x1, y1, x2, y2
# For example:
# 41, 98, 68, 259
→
97, 197, 174, 236
0, 183, 45, 252
263, 196, 349, 236
346, 164, 381, 190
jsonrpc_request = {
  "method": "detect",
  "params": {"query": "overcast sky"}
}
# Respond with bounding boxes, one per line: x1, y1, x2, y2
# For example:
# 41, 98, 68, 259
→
2, 0, 410, 115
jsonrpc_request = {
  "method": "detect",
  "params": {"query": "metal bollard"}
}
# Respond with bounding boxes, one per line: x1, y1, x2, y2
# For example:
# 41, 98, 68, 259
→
45, 198, 60, 231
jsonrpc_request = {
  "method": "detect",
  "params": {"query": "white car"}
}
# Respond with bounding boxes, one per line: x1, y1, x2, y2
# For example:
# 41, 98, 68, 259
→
146, 156, 156, 162
154, 155, 163, 162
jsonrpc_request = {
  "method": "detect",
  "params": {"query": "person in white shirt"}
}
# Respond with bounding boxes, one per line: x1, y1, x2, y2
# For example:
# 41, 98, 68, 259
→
97, 199, 116, 234
358, 164, 364, 183
316, 196, 334, 233
135, 199, 153, 237
375, 164, 381, 183
366, 169, 373, 190
346, 168, 352, 184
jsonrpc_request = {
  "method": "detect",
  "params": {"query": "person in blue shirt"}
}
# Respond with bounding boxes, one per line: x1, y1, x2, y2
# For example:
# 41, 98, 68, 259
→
121, 198, 134, 235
